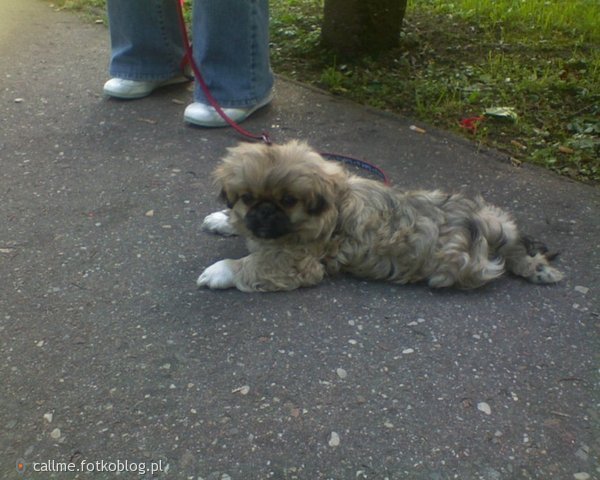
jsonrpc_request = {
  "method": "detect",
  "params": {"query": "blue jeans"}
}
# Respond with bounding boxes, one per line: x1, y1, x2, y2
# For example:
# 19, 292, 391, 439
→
107, 0, 274, 108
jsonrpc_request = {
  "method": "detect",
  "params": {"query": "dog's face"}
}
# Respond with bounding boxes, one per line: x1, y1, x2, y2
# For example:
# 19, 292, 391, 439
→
214, 141, 347, 243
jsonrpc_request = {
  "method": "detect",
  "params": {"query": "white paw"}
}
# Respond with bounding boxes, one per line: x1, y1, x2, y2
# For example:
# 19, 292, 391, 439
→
197, 259, 237, 289
201, 210, 237, 236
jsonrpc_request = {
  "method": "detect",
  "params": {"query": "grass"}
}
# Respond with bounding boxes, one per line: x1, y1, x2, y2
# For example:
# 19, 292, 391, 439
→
49, 0, 106, 21
270, 0, 600, 183
50, 0, 600, 183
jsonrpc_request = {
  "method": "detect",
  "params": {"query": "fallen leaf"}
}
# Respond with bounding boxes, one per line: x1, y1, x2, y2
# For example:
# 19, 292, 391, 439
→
484, 107, 518, 122
477, 402, 492, 415
510, 157, 523, 167
328, 431, 340, 447
231, 385, 250, 395
409, 125, 426, 134
137, 117, 157, 125
459, 116, 485, 134
558, 145, 574, 154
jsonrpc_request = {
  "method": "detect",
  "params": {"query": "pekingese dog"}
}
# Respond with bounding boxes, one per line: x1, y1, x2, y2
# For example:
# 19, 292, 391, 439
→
197, 141, 563, 292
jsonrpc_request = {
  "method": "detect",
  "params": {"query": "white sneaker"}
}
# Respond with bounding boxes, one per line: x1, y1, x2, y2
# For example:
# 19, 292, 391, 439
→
103, 74, 191, 99
183, 91, 273, 127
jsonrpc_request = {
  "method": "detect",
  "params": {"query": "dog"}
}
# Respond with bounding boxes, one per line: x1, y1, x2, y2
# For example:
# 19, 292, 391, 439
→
197, 141, 563, 292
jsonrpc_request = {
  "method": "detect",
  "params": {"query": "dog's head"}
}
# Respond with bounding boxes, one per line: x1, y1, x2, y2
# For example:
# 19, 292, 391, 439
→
214, 141, 347, 243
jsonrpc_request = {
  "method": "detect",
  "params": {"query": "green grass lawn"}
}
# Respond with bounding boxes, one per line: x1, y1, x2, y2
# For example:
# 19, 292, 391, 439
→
52, 0, 600, 183
270, 0, 599, 183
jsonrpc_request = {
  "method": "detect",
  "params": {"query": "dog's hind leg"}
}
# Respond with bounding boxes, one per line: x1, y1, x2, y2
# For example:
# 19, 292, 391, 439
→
475, 203, 563, 285
500, 235, 564, 284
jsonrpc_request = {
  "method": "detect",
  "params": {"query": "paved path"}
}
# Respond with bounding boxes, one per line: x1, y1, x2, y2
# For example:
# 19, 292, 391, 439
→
1, 1, 598, 479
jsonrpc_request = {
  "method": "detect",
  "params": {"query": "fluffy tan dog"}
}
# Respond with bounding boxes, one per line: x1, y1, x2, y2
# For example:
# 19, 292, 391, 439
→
197, 141, 563, 292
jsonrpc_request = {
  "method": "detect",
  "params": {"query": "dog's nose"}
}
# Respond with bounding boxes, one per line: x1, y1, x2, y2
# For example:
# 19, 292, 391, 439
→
246, 201, 291, 239
254, 201, 278, 220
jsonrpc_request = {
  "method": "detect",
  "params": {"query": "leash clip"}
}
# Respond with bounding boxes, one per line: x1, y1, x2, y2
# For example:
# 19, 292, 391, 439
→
261, 132, 273, 145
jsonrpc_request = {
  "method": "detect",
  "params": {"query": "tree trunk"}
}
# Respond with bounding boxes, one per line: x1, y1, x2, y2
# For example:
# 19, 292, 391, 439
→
321, 0, 407, 56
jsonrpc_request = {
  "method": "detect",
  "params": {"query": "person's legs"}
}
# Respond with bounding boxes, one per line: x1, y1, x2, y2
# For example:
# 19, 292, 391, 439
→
107, 0, 186, 81
191, 0, 273, 108
104, 0, 273, 120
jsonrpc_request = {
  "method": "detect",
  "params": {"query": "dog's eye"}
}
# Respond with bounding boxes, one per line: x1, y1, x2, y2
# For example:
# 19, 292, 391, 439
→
280, 194, 298, 208
241, 193, 254, 205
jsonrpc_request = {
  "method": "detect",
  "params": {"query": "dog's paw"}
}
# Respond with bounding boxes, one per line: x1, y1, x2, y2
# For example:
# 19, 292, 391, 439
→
201, 210, 237, 236
529, 264, 564, 284
197, 259, 237, 289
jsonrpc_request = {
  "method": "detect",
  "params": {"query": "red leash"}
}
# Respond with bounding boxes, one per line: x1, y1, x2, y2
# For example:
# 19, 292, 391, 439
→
174, 0, 390, 185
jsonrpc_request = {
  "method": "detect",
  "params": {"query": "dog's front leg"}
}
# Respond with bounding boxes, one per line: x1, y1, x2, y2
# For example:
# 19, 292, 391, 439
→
197, 251, 325, 292
197, 259, 241, 290
201, 210, 237, 236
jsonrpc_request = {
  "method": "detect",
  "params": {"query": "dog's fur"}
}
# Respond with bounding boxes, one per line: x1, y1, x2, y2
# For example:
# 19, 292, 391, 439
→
197, 141, 563, 292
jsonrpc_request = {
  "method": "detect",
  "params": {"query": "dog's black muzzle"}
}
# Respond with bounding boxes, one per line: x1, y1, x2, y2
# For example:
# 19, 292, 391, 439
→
245, 201, 292, 239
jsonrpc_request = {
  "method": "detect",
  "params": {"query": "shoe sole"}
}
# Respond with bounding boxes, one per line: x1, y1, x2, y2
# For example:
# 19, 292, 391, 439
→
184, 93, 273, 128
103, 76, 191, 100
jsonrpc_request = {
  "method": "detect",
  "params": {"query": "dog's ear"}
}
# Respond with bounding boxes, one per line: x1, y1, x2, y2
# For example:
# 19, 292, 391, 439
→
307, 194, 328, 215
219, 188, 234, 209
213, 142, 261, 207
214, 156, 242, 209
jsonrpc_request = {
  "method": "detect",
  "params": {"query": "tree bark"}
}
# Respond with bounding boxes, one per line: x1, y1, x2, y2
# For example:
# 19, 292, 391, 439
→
322, 0, 408, 56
